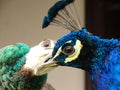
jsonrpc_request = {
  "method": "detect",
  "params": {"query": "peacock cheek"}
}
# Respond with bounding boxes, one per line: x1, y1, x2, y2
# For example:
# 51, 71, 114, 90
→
57, 53, 67, 62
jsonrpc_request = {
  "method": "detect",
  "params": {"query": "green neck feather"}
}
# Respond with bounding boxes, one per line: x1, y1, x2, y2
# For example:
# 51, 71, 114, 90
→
0, 43, 47, 90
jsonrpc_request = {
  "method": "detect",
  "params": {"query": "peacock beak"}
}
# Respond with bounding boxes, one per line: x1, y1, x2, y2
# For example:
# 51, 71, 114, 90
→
37, 59, 59, 75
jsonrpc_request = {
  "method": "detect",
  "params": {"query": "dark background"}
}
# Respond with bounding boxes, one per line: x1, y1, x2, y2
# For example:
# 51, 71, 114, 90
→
85, 0, 120, 90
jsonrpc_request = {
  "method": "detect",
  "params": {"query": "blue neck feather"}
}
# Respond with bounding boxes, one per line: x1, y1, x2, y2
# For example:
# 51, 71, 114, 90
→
76, 29, 120, 89
54, 28, 120, 89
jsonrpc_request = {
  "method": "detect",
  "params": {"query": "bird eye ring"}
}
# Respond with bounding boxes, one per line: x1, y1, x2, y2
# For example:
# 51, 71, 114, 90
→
62, 45, 75, 56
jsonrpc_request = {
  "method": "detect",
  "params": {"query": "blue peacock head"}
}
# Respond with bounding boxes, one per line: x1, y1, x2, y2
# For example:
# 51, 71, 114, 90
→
51, 29, 88, 68
39, 0, 104, 74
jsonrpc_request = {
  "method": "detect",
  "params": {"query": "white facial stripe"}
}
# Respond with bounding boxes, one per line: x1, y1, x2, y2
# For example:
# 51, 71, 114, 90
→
52, 46, 62, 60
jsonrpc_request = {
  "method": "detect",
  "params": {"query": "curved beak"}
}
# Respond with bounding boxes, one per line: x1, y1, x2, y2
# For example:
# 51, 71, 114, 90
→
37, 58, 59, 75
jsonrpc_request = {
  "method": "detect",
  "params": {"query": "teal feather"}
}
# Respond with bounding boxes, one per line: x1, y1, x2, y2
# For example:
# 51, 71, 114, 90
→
0, 43, 47, 90
42, 0, 75, 29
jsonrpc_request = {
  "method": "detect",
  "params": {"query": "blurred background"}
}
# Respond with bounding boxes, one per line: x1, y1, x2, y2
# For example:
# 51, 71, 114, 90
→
1, 0, 120, 90
0, 0, 85, 90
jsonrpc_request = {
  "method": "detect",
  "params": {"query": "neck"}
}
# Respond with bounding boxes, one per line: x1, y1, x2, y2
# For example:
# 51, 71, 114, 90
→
78, 30, 120, 89
3, 67, 47, 90
15, 67, 47, 90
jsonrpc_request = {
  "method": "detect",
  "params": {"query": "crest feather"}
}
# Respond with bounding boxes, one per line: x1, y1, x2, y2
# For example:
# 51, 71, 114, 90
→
42, 0, 82, 31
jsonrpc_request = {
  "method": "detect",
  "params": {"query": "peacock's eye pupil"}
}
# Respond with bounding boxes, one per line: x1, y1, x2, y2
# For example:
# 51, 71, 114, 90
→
62, 45, 75, 55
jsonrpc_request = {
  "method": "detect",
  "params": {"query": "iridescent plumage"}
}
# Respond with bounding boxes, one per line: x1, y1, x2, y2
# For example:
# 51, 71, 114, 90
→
41, 0, 120, 90
42, 0, 75, 29
0, 40, 55, 90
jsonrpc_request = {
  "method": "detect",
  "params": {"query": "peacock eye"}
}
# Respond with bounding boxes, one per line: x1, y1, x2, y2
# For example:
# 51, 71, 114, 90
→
41, 40, 51, 47
62, 45, 75, 56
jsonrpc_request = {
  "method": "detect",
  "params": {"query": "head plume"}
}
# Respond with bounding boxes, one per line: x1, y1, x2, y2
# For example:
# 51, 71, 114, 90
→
42, 0, 82, 31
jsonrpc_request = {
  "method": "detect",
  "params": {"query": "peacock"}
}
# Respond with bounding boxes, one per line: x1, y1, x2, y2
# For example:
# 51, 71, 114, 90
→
0, 39, 56, 90
40, 0, 120, 90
